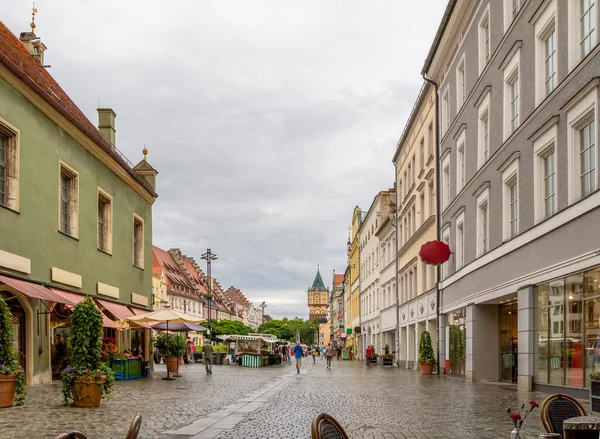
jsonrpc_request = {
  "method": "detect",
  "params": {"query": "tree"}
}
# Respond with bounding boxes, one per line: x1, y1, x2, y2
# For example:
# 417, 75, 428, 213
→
418, 330, 436, 364
257, 320, 294, 340
257, 318, 320, 344
208, 319, 252, 341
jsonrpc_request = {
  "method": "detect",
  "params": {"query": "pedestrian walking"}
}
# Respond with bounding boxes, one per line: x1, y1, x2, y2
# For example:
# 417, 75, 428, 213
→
311, 346, 316, 363
202, 342, 213, 375
293, 342, 303, 373
324, 344, 334, 369
320, 347, 324, 359
365, 345, 372, 367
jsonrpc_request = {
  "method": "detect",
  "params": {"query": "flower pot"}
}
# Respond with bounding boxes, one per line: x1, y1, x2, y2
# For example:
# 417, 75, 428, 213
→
166, 357, 179, 373
0, 374, 16, 408
71, 375, 106, 407
420, 362, 433, 375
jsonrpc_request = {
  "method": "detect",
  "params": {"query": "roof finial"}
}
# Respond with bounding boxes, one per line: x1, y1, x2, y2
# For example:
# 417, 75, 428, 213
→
142, 145, 148, 160
317, 264, 320, 272
30, 3, 38, 34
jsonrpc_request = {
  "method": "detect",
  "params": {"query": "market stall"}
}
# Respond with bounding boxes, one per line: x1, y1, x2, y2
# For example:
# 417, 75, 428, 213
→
220, 334, 282, 367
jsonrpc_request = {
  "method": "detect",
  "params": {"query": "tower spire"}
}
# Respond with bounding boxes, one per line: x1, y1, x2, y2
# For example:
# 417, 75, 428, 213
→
30, 3, 38, 34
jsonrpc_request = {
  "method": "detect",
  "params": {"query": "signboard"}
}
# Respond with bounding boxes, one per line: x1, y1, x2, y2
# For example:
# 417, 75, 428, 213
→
346, 328, 352, 334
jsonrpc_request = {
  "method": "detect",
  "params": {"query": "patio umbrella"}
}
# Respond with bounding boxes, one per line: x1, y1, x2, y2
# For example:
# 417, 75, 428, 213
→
151, 322, 208, 332
128, 310, 204, 380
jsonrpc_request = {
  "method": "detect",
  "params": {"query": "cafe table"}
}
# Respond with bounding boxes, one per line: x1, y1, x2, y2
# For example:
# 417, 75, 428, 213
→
563, 416, 600, 438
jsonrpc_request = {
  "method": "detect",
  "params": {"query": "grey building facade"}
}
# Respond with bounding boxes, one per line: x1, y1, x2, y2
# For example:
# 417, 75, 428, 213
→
424, 0, 600, 394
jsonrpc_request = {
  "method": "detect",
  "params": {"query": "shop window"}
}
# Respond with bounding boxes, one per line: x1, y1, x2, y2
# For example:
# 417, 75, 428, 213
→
448, 309, 466, 375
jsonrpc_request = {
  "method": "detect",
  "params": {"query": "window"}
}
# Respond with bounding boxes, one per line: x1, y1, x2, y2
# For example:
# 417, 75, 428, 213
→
411, 204, 416, 234
567, 85, 598, 203
0, 119, 19, 212
503, 47, 521, 140
581, 0, 597, 58
569, 0, 598, 71
456, 213, 465, 270
59, 162, 79, 238
456, 55, 466, 109
97, 189, 113, 253
420, 137, 425, 171
504, 0, 521, 31
477, 188, 490, 257
545, 30, 557, 96
456, 129, 466, 193
533, 122, 558, 222
420, 191, 425, 224
477, 91, 491, 168
534, 1, 558, 105
502, 159, 519, 240
428, 123, 434, 158
442, 156, 450, 211
133, 215, 145, 268
479, 7, 491, 74
442, 87, 450, 135
428, 179, 435, 218
442, 227, 450, 279
411, 155, 416, 182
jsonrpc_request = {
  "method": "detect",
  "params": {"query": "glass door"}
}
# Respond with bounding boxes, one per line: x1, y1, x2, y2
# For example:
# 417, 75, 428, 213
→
500, 302, 518, 382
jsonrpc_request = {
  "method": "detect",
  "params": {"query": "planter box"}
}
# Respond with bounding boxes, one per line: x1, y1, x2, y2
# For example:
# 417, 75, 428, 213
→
590, 380, 600, 413
381, 357, 394, 367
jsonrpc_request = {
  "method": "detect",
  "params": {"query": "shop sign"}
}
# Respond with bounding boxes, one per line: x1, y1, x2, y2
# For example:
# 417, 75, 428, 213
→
346, 328, 353, 334
419, 240, 452, 265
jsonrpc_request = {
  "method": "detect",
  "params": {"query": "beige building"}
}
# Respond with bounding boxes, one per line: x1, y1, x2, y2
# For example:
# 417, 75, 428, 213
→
152, 265, 168, 311
393, 82, 438, 370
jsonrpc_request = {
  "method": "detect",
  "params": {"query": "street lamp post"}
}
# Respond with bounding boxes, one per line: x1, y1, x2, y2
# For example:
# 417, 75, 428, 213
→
201, 248, 218, 343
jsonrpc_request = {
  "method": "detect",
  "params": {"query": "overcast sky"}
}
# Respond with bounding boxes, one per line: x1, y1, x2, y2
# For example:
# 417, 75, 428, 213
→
3, 1, 445, 319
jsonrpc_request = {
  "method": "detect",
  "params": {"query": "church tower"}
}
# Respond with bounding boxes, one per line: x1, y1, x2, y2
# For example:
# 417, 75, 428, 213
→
308, 267, 329, 322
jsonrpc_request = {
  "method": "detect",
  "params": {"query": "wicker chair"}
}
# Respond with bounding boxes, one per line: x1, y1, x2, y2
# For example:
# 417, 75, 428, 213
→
541, 393, 587, 437
54, 432, 88, 439
125, 415, 142, 439
311, 413, 349, 439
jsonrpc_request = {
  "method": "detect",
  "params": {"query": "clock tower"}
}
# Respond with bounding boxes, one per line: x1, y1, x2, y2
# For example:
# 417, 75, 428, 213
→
308, 267, 329, 322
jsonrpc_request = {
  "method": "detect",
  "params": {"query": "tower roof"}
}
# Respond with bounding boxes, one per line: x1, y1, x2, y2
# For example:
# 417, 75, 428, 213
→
310, 269, 326, 291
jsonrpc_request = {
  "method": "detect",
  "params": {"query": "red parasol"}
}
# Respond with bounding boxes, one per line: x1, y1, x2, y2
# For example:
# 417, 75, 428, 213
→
419, 240, 452, 265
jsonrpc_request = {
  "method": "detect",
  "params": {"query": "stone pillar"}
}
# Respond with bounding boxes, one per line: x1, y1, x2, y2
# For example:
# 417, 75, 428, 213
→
416, 321, 425, 371
466, 305, 475, 382
407, 325, 415, 369
399, 326, 407, 368
518, 285, 534, 392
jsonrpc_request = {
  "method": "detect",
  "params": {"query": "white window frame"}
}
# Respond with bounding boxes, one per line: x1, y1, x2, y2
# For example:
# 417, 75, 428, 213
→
441, 153, 451, 212
566, 84, 598, 204
477, 91, 491, 168
456, 54, 466, 111
456, 128, 466, 193
478, 5, 491, 75
0, 117, 20, 213
97, 187, 113, 254
133, 213, 145, 269
428, 123, 434, 158
533, 0, 558, 106
58, 160, 79, 239
503, 48, 521, 140
442, 226, 450, 279
441, 86, 450, 136
504, 0, 521, 32
568, 0, 598, 71
455, 212, 465, 270
428, 178, 435, 218
476, 187, 490, 257
502, 159, 520, 241
533, 122, 558, 223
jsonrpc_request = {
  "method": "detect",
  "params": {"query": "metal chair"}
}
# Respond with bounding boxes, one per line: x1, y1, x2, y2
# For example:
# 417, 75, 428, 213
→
541, 393, 587, 437
311, 413, 349, 439
125, 414, 142, 439
54, 432, 88, 439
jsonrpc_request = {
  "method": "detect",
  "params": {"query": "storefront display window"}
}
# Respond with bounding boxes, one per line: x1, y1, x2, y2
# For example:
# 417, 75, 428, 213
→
448, 309, 466, 375
534, 266, 600, 389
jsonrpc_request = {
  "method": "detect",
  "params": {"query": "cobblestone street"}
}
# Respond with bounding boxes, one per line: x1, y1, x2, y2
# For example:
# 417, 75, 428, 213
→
0, 358, 578, 439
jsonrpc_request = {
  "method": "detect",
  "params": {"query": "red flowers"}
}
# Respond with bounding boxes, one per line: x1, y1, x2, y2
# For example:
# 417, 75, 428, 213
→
507, 401, 538, 429
510, 414, 522, 421
530, 400, 539, 408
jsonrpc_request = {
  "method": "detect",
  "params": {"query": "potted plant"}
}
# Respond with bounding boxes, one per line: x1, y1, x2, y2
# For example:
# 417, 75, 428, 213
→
61, 296, 114, 407
0, 296, 25, 407
418, 330, 436, 375
154, 333, 186, 373
381, 344, 394, 366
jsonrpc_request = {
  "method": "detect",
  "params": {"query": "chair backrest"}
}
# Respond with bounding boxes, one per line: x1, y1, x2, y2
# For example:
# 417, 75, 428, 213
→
54, 432, 88, 439
540, 393, 587, 436
311, 413, 349, 439
125, 414, 142, 439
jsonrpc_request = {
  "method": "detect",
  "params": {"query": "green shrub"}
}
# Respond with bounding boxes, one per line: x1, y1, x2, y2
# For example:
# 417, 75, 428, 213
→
154, 333, 186, 358
0, 295, 25, 406
418, 330, 436, 364
213, 344, 230, 353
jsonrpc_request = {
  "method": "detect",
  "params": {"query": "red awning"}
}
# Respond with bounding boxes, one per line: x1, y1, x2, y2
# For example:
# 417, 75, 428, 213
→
0, 275, 72, 304
96, 299, 149, 328
50, 288, 117, 329
129, 306, 155, 327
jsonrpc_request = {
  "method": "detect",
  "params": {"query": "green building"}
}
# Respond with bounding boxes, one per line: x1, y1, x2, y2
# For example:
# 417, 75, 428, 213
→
0, 21, 158, 384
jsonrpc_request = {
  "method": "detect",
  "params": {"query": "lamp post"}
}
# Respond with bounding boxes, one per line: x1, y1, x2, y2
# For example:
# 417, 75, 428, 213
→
201, 248, 218, 343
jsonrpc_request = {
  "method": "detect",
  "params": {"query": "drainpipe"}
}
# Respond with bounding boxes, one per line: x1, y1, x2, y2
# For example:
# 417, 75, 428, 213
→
394, 163, 400, 364
422, 73, 441, 374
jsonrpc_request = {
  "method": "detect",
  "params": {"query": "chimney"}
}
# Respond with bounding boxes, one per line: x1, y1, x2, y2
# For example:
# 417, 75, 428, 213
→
19, 32, 47, 65
97, 108, 116, 148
